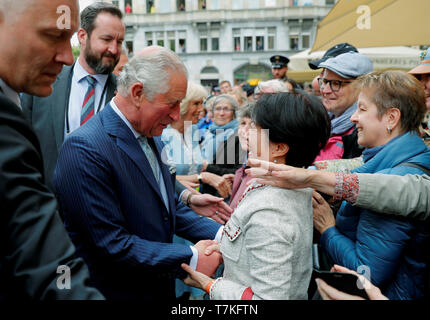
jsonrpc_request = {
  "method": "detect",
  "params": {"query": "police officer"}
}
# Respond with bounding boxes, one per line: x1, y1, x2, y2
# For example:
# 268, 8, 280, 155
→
270, 55, 290, 80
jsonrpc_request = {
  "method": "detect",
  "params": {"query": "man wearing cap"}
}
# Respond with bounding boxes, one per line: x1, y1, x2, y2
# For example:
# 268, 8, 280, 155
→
409, 49, 430, 146
308, 43, 358, 70
270, 55, 289, 81
314, 51, 373, 161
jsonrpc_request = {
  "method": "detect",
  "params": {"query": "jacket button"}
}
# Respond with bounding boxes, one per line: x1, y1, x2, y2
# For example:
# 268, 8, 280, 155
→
164, 217, 169, 221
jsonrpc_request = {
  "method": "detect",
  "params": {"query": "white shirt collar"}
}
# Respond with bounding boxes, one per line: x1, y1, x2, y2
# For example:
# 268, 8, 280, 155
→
0, 78, 21, 109
109, 98, 141, 139
74, 58, 108, 86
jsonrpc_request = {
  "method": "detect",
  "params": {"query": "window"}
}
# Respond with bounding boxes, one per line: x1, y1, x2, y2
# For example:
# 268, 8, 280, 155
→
302, 34, 310, 49
198, 0, 207, 10
200, 38, 208, 51
289, 35, 299, 50
244, 36, 253, 51
126, 41, 134, 56
145, 32, 153, 47
234, 37, 241, 52
147, 0, 154, 13
326, 0, 335, 4
124, 0, 132, 13
256, 36, 264, 51
179, 39, 186, 53
112, 1, 119, 8
265, 0, 276, 7
179, 31, 186, 53
168, 31, 175, 51
212, 38, 219, 51
265, 27, 275, 50
177, 0, 185, 11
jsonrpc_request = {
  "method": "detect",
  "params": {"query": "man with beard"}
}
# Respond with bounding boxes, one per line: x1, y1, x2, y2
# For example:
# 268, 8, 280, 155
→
21, 2, 124, 191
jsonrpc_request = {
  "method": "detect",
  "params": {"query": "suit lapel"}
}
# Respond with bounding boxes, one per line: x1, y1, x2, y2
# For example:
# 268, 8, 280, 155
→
153, 138, 176, 214
101, 104, 168, 208
106, 73, 117, 102
51, 64, 74, 149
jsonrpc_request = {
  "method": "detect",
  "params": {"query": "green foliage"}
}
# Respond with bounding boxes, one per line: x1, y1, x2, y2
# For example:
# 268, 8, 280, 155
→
72, 46, 80, 60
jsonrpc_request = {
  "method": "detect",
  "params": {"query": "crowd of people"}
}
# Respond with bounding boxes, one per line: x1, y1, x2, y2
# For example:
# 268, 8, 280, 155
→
1, 0, 430, 302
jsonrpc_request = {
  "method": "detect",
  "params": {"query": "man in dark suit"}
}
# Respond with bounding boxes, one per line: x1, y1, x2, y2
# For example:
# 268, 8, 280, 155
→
21, 2, 124, 191
0, 0, 103, 299
54, 46, 223, 300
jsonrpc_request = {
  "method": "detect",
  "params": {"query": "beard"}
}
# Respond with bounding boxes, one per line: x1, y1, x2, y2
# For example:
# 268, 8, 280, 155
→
84, 41, 119, 75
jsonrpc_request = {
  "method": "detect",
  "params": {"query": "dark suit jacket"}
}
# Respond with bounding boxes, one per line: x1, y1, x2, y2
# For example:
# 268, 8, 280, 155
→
53, 103, 221, 300
21, 64, 117, 191
0, 91, 103, 300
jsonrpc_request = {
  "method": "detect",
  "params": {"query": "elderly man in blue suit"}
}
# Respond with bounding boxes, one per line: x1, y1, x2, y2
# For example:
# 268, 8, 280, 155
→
54, 46, 223, 300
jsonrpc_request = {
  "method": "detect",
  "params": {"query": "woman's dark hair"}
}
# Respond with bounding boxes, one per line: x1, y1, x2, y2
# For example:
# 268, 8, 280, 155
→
253, 90, 331, 167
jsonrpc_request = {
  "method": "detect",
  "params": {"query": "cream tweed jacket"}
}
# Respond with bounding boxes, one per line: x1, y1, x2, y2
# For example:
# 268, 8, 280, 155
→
210, 183, 313, 300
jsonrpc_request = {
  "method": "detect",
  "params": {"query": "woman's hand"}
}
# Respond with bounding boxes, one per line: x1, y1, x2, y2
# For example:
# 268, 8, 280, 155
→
245, 158, 338, 196
245, 158, 313, 189
181, 263, 213, 291
177, 175, 200, 190
312, 191, 335, 234
316, 265, 388, 300
202, 172, 232, 198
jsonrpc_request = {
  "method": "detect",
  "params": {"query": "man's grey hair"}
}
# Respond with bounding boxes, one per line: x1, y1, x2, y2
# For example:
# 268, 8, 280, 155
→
117, 47, 188, 101
0, 0, 32, 18
80, 2, 123, 36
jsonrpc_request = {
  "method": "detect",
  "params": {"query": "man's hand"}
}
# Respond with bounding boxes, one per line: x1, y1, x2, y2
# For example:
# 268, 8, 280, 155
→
312, 191, 335, 234
316, 265, 388, 300
190, 193, 233, 224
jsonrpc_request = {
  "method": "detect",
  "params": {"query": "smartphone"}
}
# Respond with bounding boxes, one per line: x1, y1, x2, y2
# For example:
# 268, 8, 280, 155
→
313, 269, 370, 299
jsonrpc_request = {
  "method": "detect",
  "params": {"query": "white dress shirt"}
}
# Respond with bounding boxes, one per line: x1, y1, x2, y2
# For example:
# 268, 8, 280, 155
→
66, 59, 109, 135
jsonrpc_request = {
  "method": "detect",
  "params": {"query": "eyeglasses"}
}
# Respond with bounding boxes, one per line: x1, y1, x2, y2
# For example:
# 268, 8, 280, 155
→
214, 107, 234, 113
318, 77, 353, 92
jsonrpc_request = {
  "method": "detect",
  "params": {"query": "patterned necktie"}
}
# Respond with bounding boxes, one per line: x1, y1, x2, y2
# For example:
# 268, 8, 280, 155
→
80, 75, 96, 126
138, 136, 160, 184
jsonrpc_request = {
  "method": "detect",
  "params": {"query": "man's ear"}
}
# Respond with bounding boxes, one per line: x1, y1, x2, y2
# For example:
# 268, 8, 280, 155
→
130, 82, 144, 107
77, 28, 87, 47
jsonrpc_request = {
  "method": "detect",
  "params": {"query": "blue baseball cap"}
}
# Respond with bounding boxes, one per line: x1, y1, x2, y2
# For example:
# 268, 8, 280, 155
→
319, 52, 373, 79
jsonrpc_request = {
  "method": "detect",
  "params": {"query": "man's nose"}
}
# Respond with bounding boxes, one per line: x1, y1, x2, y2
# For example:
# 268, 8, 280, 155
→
56, 40, 74, 66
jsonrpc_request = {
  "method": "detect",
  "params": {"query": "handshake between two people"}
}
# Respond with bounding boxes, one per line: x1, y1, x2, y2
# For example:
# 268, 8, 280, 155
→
181, 240, 222, 292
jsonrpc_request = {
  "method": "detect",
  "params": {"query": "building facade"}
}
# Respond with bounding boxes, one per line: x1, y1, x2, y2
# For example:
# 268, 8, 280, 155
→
102, 0, 335, 87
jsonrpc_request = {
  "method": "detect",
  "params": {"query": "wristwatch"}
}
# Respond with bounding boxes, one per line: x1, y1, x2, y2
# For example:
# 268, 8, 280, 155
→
197, 174, 203, 184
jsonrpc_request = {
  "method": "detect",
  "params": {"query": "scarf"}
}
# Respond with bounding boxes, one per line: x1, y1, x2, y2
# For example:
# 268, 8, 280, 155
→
330, 102, 357, 136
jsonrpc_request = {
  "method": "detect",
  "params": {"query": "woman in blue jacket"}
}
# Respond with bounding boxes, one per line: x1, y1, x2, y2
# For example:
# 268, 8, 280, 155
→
314, 70, 430, 300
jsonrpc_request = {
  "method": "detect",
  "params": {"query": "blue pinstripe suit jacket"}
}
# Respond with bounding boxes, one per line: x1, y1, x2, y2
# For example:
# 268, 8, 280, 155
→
54, 103, 221, 300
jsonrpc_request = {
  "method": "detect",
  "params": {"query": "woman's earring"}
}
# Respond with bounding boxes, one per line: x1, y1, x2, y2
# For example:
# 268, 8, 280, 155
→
274, 159, 277, 163
387, 126, 392, 134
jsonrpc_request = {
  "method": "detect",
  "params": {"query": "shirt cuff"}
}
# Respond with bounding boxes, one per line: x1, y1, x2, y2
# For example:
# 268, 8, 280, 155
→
179, 189, 188, 205
333, 172, 359, 203
214, 226, 223, 243
189, 245, 198, 270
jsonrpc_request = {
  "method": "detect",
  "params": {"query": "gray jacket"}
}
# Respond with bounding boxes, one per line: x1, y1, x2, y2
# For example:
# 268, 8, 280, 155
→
355, 173, 430, 221
211, 184, 313, 300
